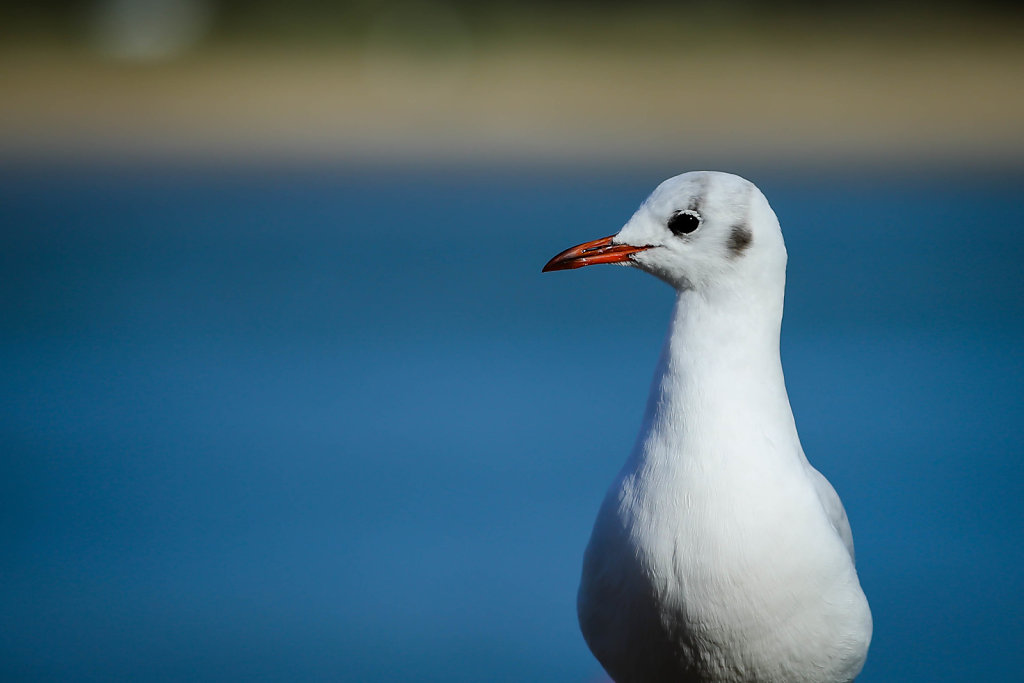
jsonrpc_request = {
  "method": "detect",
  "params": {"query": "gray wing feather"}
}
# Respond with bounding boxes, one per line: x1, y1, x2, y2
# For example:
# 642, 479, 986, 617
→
807, 465, 856, 562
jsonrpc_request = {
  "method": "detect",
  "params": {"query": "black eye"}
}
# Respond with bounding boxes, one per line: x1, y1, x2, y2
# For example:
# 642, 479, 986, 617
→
668, 210, 702, 236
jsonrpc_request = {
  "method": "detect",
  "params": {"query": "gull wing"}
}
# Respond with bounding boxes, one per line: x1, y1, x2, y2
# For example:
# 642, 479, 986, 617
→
807, 465, 856, 562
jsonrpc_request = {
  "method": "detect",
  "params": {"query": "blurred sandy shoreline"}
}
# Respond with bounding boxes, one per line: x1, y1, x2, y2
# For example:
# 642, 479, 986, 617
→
2, 38, 1023, 169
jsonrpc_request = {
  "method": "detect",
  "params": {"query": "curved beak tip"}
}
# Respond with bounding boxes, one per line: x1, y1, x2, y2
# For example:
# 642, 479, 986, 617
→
541, 257, 576, 273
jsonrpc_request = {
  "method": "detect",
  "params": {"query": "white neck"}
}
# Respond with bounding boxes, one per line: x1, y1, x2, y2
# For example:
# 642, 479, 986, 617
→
629, 283, 801, 481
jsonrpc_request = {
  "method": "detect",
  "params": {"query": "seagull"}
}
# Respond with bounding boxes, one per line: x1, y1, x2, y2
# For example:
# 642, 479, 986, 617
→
543, 172, 872, 683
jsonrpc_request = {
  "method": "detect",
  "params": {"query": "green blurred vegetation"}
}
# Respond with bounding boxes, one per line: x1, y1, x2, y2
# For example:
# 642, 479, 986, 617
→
1, 1, 1020, 165
2, 0, 1022, 53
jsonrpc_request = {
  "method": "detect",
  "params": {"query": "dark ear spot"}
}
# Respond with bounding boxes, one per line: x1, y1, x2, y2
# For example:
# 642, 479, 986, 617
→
727, 224, 753, 257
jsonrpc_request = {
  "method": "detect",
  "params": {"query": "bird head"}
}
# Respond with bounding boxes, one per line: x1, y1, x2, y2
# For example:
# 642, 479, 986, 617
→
543, 171, 786, 294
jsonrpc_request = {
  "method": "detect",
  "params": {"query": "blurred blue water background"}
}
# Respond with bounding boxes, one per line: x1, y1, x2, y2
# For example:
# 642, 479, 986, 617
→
1, 164, 1022, 681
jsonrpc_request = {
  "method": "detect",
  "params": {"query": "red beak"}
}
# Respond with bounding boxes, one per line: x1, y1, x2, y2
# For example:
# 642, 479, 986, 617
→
542, 235, 650, 272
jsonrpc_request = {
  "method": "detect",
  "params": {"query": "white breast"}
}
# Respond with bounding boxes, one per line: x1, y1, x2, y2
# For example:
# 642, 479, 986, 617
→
577, 290, 872, 683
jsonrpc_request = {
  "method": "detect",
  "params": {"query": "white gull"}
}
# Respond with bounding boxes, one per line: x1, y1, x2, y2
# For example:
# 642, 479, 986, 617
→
543, 171, 872, 683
